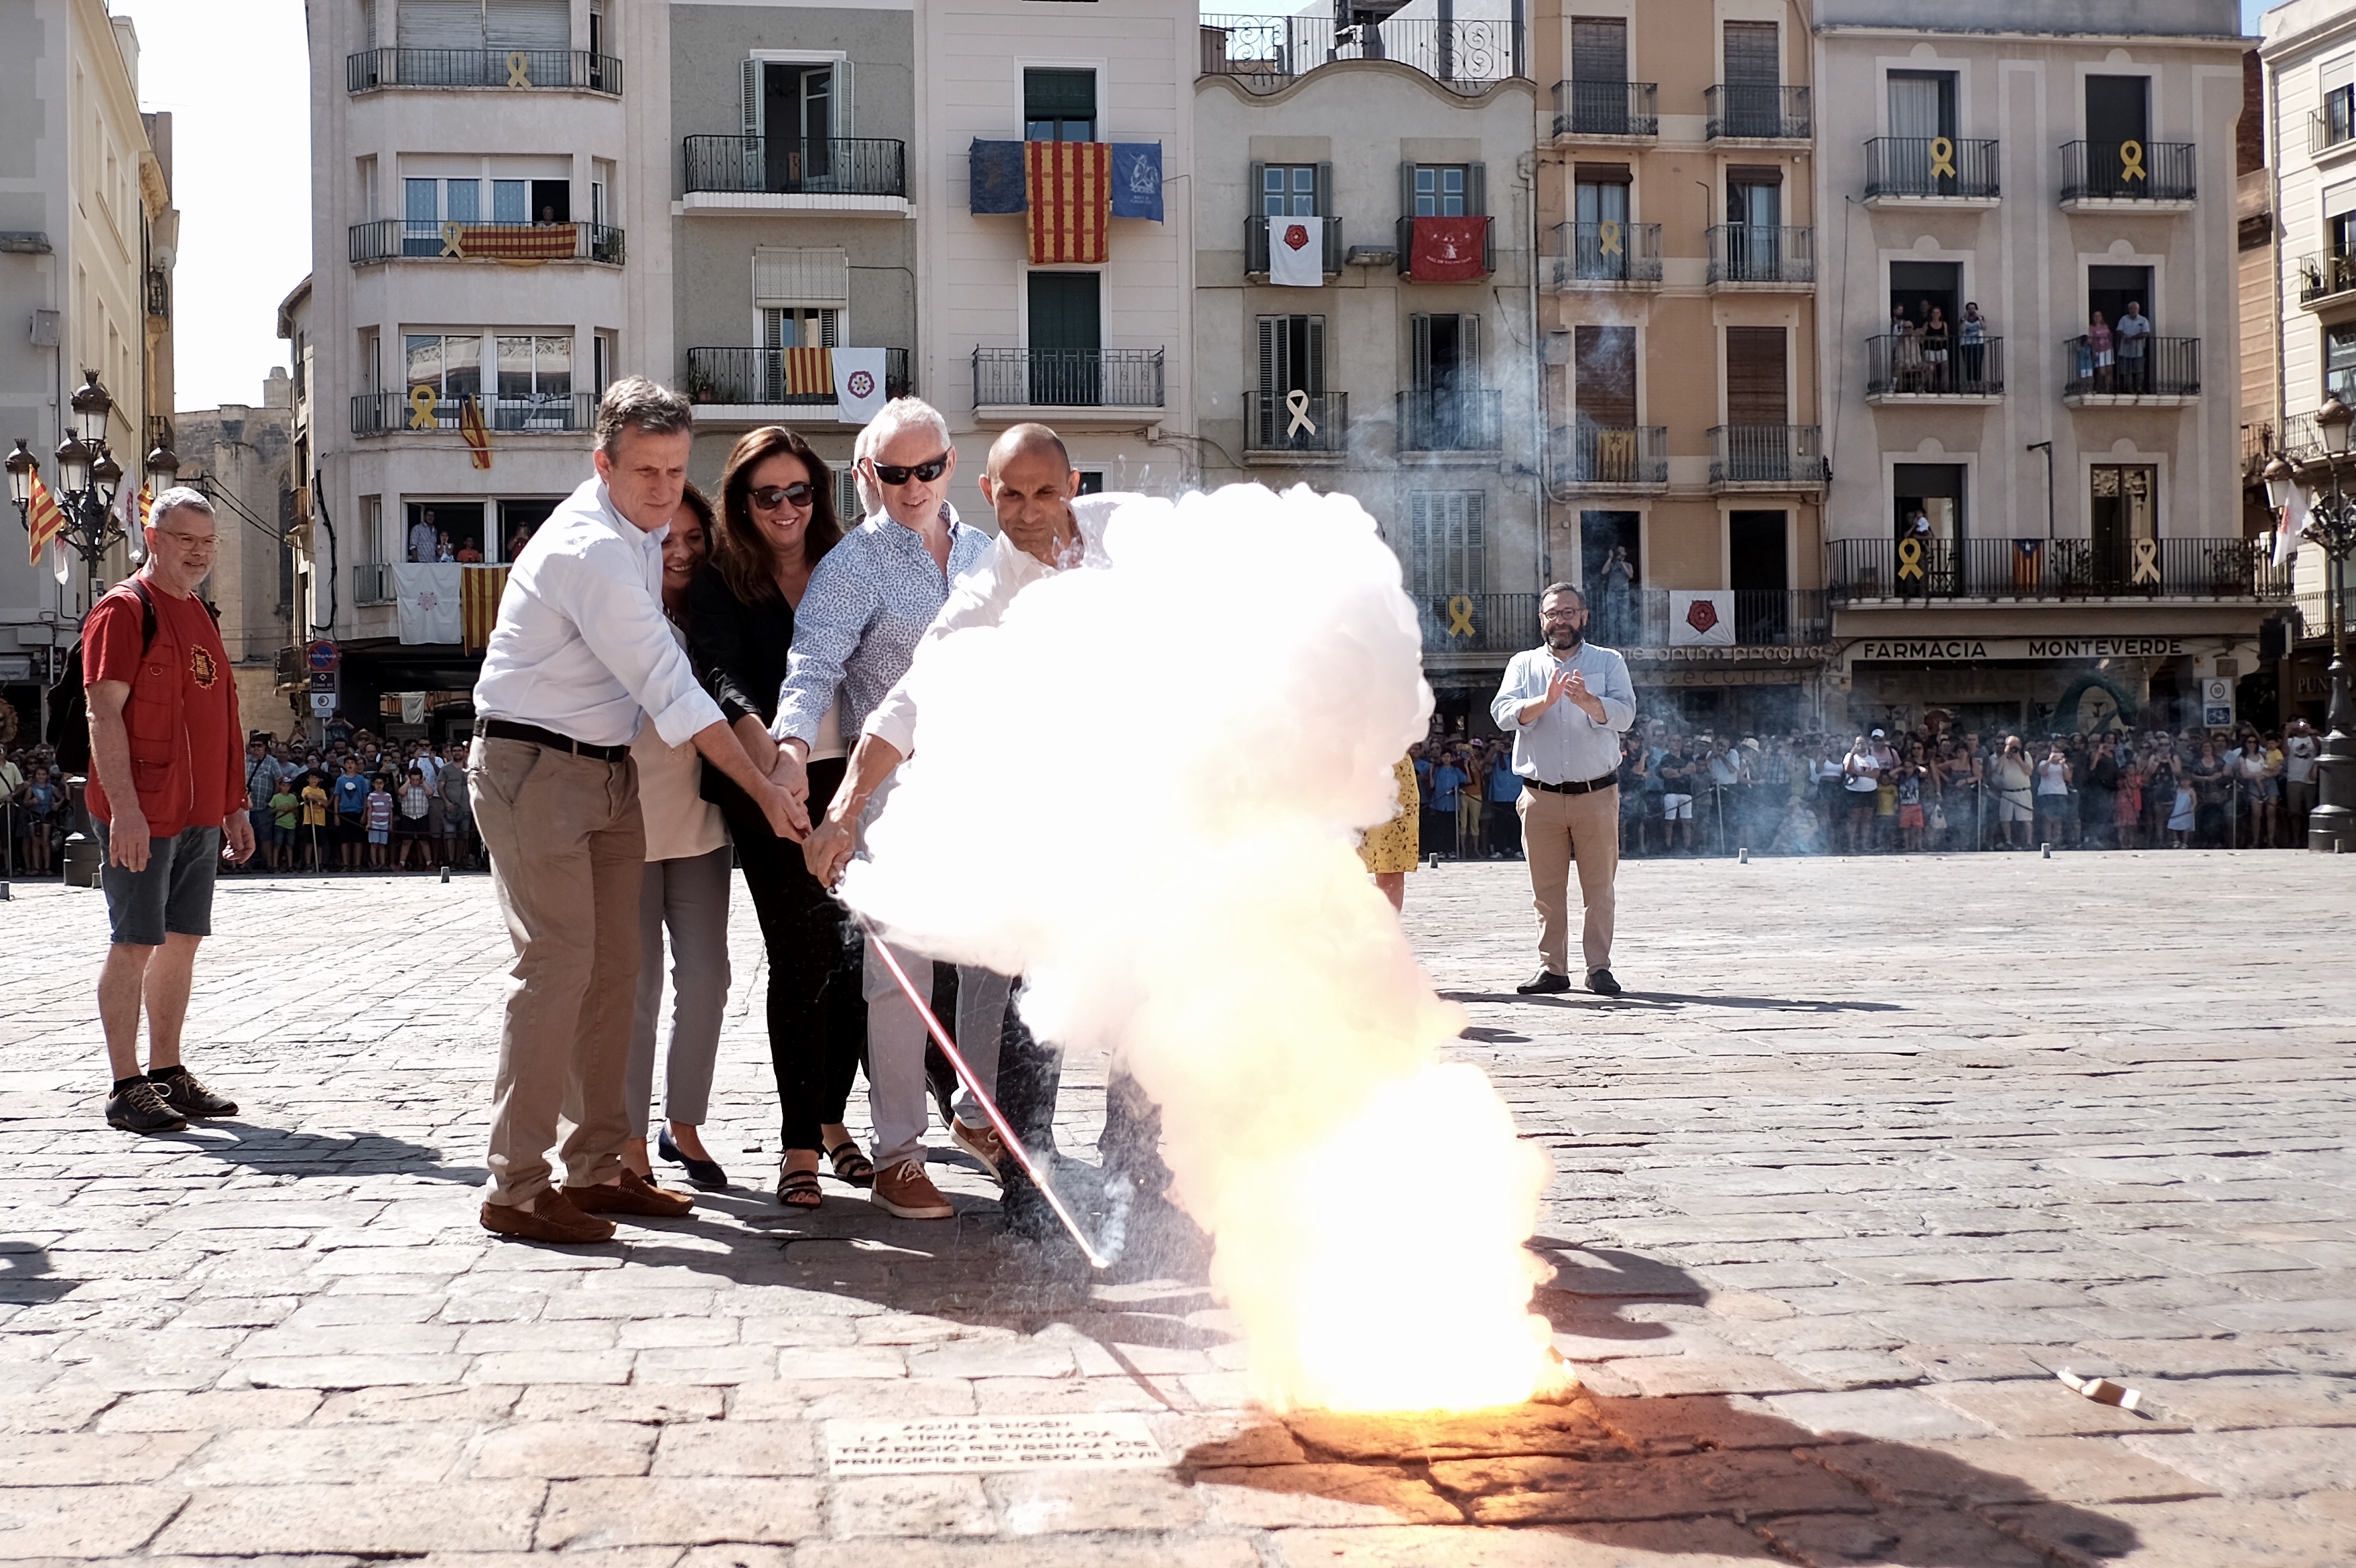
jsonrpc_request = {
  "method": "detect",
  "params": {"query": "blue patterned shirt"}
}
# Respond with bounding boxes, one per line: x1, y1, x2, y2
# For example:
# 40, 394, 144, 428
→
773, 505, 992, 747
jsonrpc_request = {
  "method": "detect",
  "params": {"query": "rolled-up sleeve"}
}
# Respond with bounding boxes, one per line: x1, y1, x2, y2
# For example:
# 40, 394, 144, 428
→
1593, 651, 1636, 734
1491, 653, 1544, 730
552, 549, 725, 746
775, 552, 871, 746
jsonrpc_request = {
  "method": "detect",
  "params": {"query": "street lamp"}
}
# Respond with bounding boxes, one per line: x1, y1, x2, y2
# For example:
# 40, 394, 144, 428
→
2285, 397, 2356, 853
9, 370, 131, 590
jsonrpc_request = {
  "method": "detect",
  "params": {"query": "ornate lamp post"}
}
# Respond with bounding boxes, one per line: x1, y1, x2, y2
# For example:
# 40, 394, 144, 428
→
4, 371, 171, 591
2271, 397, 2356, 852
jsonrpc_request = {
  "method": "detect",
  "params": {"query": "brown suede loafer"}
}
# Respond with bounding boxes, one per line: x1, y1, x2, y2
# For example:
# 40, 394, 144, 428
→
480, 1186, 616, 1245
567, 1168, 696, 1219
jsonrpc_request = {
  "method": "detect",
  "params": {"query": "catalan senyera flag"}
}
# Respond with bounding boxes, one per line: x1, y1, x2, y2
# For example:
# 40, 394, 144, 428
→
458, 396, 493, 470
25, 470, 64, 567
1025, 141, 1110, 264
462, 565, 511, 653
781, 346, 833, 399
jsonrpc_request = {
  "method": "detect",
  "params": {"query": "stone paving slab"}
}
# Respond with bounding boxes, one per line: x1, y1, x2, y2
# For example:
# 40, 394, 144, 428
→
0, 850, 2351, 1563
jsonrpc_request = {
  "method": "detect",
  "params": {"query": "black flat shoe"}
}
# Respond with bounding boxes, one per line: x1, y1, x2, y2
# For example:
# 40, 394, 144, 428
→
1586, 968, 1624, 997
1515, 969, 1572, 996
657, 1128, 729, 1190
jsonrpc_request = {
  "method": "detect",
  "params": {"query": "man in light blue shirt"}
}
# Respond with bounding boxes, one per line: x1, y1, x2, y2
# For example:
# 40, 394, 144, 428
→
1490, 583, 1636, 996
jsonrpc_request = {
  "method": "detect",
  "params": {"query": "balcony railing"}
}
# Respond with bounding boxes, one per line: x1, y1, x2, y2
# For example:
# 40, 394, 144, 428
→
2062, 335, 2201, 400
1551, 80, 1657, 139
1545, 221, 1662, 288
352, 391, 594, 437
2299, 252, 2356, 308
1705, 224, 1814, 285
348, 219, 624, 266
1591, 588, 1830, 649
1705, 84, 1810, 140
1552, 423, 1666, 487
346, 48, 623, 94
1829, 537, 2289, 604
1199, 13, 1522, 96
972, 348, 1164, 409
1708, 425, 1827, 486
2313, 94, 2355, 157
1398, 388, 1503, 452
2059, 140, 2195, 204
1244, 214, 1344, 277
1244, 389, 1348, 454
1863, 136, 2000, 200
683, 347, 911, 408
680, 136, 908, 199
1417, 592, 1538, 656
1866, 334, 2005, 397
353, 564, 397, 606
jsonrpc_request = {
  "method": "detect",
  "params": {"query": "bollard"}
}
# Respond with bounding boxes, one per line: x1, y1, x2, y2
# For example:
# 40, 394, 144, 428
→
1738, 847, 1750, 864
2041, 842, 2052, 858
441, 866, 451, 884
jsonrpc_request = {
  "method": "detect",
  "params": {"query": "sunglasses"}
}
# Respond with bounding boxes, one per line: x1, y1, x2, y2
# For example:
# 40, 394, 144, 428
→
868, 452, 950, 486
748, 482, 815, 510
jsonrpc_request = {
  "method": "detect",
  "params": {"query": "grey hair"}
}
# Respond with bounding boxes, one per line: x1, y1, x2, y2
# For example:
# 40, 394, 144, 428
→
147, 486, 214, 529
593, 375, 694, 454
1540, 581, 1585, 606
852, 397, 952, 515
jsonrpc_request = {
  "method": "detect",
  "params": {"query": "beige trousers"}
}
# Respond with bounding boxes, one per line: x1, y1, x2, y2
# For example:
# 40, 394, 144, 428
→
1518, 783, 1619, 976
470, 736, 647, 1207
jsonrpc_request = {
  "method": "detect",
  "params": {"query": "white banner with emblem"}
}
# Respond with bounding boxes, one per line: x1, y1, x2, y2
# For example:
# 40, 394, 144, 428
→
1667, 590, 1736, 647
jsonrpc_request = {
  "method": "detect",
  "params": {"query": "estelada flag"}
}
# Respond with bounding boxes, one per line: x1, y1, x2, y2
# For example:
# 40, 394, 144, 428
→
459, 395, 493, 470
1026, 141, 1110, 265
781, 346, 832, 399
2012, 538, 2044, 591
1408, 215, 1488, 281
462, 565, 511, 653
24, 470, 64, 566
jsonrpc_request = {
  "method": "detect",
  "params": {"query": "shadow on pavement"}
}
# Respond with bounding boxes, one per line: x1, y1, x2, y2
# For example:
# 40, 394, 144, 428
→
167, 1122, 487, 1183
1443, 988, 1907, 1014
0, 1248, 75, 1307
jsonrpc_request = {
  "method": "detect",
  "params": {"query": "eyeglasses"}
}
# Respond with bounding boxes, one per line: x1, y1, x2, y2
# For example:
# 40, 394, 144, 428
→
868, 452, 950, 486
749, 482, 814, 510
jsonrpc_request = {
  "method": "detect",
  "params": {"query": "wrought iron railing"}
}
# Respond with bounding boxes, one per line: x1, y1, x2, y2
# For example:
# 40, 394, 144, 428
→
348, 219, 624, 266
1705, 224, 1814, 285
1551, 80, 1656, 138
1708, 425, 1827, 486
2313, 92, 2355, 157
1398, 388, 1503, 452
972, 348, 1165, 409
2298, 251, 2356, 307
1244, 389, 1348, 454
1705, 84, 1810, 140
1551, 423, 1666, 486
351, 391, 594, 436
680, 136, 907, 198
1545, 221, 1662, 287
683, 347, 911, 407
1866, 334, 2005, 397
1829, 537, 2290, 604
2062, 335, 2200, 399
1199, 14, 1522, 96
1417, 592, 1539, 656
1863, 136, 2000, 200
1591, 588, 1831, 649
1244, 214, 1345, 276
2060, 140, 2196, 202
345, 48, 622, 94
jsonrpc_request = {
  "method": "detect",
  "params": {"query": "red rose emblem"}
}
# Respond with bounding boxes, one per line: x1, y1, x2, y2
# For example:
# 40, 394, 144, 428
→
1685, 598, 1719, 635
1283, 223, 1310, 251
847, 370, 876, 399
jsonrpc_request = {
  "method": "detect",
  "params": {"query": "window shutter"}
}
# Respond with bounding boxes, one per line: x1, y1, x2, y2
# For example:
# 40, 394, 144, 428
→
1314, 161, 1333, 217
836, 58, 855, 136
743, 58, 762, 138
1411, 312, 1433, 391
1400, 159, 1417, 220
487, 0, 569, 50
1461, 314, 1482, 380
2327, 54, 2356, 96
1248, 160, 1266, 214
1572, 17, 1628, 83
1467, 161, 1487, 218
398, 0, 484, 50
1408, 492, 1433, 601
1247, 161, 1268, 271
1257, 316, 1279, 397
1305, 315, 1325, 397
1723, 21, 1779, 86
1725, 326, 1788, 425
754, 247, 849, 307
1573, 326, 1638, 428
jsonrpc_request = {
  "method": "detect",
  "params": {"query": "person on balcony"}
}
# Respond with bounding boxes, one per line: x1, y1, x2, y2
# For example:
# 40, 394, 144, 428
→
1959, 302, 1987, 391
2087, 312, 2115, 393
2115, 301, 2152, 394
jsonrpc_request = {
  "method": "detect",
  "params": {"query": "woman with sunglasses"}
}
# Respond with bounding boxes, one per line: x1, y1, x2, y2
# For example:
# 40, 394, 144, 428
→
686, 426, 867, 1210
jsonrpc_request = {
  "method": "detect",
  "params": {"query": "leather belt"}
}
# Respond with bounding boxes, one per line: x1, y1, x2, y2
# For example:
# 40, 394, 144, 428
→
480, 718, 631, 763
1527, 771, 1620, 796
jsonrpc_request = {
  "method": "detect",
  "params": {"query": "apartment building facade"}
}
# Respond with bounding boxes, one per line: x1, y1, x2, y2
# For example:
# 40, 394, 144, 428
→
1194, 7, 1541, 730
1534, 0, 1828, 736
1815, 0, 2263, 738
0, 0, 176, 740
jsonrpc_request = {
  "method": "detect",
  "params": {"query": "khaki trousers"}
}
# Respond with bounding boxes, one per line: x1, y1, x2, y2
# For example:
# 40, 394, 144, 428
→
470, 736, 647, 1207
1518, 783, 1619, 976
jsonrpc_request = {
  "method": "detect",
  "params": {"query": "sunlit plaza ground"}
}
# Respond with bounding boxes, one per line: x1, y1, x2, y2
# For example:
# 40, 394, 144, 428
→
0, 849, 2350, 1565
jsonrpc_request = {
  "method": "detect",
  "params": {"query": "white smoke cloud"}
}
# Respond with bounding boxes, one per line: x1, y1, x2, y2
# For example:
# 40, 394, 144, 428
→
842, 482, 1559, 1412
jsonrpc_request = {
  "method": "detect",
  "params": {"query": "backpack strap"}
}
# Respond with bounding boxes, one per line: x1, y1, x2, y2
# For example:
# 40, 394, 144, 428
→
127, 576, 157, 655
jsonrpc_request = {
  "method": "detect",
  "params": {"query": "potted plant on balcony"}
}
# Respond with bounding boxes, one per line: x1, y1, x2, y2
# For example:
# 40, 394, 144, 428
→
683, 367, 716, 405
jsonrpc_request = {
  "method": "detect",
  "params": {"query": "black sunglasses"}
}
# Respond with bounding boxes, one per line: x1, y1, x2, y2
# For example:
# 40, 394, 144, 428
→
748, 482, 815, 510
868, 452, 950, 486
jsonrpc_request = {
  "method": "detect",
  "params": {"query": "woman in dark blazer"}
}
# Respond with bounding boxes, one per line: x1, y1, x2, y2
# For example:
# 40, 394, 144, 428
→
687, 425, 868, 1210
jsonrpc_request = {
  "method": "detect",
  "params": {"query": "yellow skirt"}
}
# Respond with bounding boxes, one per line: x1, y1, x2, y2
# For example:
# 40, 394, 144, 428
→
1358, 755, 1423, 875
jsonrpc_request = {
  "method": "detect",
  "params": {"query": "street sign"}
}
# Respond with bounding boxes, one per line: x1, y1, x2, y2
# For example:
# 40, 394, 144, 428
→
2201, 676, 2235, 731
309, 668, 337, 694
306, 639, 340, 673
310, 692, 338, 716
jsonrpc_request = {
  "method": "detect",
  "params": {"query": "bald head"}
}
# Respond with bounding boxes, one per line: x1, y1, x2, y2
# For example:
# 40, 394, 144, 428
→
977, 423, 1082, 567
988, 422, 1070, 478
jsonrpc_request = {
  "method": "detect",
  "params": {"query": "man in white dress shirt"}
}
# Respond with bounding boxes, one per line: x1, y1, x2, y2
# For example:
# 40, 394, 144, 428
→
469, 377, 807, 1246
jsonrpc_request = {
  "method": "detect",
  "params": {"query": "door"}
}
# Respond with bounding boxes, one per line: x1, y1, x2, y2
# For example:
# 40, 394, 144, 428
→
1725, 167, 1781, 280
764, 63, 835, 190
1028, 272, 1101, 405
1893, 462, 1965, 594
2090, 465, 2156, 588
1722, 21, 1780, 135
1411, 314, 1481, 446
1573, 326, 1637, 479
1569, 17, 1630, 133
1256, 314, 1325, 447
1573, 171, 1631, 279
1729, 510, 1789, 643
1723, 327, 1788, 480
2085, 75, 2151, 197
1887, 70, 1958, 192
1581, 511, 1641, 642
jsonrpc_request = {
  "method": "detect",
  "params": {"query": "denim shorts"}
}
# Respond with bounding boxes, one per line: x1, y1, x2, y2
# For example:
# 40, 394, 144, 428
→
94, 822, 221, 948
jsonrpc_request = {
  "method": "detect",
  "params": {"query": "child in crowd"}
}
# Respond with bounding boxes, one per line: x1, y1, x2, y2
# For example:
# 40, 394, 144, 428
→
364, 774, 395, 869
2166, 775, 2196, 850
395, 766, 434, 870
300, 769, 331, 872
269, 779, 300, 872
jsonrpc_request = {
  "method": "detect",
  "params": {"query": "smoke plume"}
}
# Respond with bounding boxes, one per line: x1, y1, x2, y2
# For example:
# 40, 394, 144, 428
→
841, 482, 1560, 1413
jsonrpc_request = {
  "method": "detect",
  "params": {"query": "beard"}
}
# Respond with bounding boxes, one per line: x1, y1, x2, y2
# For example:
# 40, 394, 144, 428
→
1546, 626, 1584, 651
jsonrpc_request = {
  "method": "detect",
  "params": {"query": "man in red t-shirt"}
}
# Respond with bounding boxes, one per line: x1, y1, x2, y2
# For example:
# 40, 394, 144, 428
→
82, 487, 255, 1135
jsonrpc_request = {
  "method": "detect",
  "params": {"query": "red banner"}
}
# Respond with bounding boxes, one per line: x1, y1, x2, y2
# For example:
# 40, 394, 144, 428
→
781, 346, 833, 398
1026, 141, 1110, 265
462, 566, 511, 653
1408, 215, 1489, 281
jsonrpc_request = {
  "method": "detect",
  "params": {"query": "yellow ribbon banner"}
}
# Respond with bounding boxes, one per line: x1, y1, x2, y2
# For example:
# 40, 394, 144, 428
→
1284, 388, 1317, 438
407, 385, 440, 430
2119, 139, 2146, 184
1897, 537, 1925, 580
1598, 218, 1623, 257
506, 51, 532, 89
1929, 136, 1956, 178
440, 220, 465, 259
1445, 594, 1477, 638
2130, 537, 2160, 585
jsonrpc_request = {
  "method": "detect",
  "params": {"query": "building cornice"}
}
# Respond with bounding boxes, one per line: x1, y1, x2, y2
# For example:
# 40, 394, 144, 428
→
1194, 59, 1536, 112
1816, 25, 2249, 48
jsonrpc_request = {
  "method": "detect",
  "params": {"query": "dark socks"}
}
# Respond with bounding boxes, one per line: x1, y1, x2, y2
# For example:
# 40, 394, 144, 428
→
112, 1076, 145, 1095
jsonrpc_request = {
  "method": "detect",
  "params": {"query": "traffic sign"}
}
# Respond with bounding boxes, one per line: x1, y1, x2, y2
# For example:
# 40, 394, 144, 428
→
310, 692, 338, 715
309, 668, 337, 693
306, 639, 340, 673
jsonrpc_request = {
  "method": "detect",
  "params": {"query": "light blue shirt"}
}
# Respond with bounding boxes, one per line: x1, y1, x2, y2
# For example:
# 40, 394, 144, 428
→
1489, 641, 1636, 785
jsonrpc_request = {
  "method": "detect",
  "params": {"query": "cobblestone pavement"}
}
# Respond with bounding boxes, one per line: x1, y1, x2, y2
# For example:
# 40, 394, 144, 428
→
0, 850, 2351, 1567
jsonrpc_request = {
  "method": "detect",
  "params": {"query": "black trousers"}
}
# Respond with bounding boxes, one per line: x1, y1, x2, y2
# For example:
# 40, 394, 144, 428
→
721, 757, 866, 1153
971, 973, 1168, 1202
1484, 799, 1522, 857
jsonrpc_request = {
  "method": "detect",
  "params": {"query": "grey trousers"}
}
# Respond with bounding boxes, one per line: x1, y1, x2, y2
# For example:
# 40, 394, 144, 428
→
952, 965, 1012, 1126
626, 844, 734, 1136
863, 936, 937, 1173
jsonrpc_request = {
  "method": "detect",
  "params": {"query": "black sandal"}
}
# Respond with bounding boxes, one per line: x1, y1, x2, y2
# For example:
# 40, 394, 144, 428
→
826, 1141, 875, 1188
777, 1165, 823, 1210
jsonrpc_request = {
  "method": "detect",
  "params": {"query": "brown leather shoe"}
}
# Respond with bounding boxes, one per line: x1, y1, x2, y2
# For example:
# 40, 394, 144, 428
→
566, 1167, 696, 1219
871, 1158, 954, 1220
480, 1186, 616, 1244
